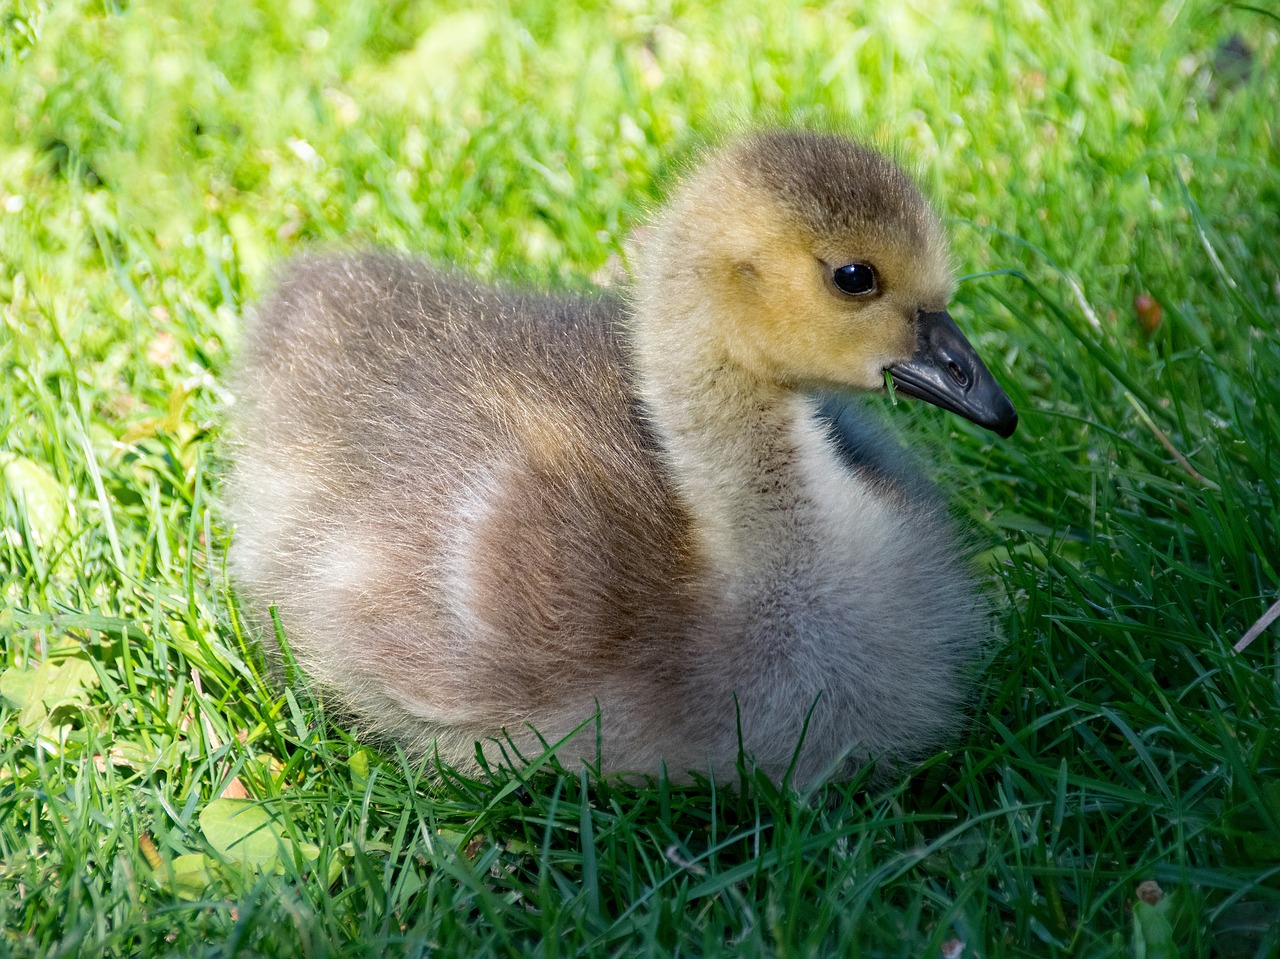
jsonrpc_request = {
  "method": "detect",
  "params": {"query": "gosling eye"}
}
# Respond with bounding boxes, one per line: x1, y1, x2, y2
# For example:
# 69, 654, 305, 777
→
832, 263, 877, 296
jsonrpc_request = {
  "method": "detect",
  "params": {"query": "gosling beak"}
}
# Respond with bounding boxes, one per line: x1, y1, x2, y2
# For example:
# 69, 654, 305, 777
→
887, 310, 1018, 438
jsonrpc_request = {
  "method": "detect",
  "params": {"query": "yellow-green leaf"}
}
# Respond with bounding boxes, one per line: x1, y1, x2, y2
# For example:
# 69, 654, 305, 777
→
199, 798, 321, 875
0, 654, 100, 734
157, 853, 217, 901
0, 452, 67, 543
1133, 895, 1179, 959
200, 799, 288, 872
360, 11, 494, 109
349, 748, 370, 786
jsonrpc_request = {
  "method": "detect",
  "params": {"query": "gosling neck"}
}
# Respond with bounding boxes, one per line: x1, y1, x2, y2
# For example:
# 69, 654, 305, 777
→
628, 300, 827, 573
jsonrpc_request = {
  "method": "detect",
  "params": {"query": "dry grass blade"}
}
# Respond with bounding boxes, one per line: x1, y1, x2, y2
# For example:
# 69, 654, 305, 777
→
1234, 595, 1280, 653
1124, 391, 1221, 491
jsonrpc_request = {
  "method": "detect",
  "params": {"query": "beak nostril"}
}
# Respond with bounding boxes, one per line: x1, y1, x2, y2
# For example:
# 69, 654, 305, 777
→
892, 309, 1017, 435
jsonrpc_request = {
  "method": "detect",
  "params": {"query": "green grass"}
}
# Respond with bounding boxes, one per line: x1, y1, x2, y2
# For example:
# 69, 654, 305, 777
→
1, 0, 1278, 955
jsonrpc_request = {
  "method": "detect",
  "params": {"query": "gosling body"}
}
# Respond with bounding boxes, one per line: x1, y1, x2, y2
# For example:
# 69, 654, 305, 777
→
227, 132, 1016, 784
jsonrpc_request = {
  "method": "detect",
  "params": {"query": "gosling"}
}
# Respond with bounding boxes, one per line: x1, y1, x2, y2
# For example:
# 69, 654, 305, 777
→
226, 130, 1018, 786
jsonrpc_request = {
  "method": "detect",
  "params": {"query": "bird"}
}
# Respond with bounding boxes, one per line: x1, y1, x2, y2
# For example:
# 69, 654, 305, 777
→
225, 130, 1017, 786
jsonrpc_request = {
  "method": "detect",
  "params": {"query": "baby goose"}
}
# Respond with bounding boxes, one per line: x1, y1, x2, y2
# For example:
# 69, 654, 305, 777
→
227, 131, 1017, 786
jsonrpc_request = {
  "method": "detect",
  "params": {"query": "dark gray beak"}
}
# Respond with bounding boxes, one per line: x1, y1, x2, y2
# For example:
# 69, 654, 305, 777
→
887, 310, 1018, 438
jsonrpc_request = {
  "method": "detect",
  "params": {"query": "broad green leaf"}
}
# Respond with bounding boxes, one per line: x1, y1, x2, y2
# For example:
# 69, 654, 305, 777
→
0, 452, 67, 543
348, 748, 370, 785
1133, 896, 1179, 959
226, 214, 269, 286
359, 10, 494, 108
0, 665, 40, 712
156, 854, 217, 901
0, 654, 100, 734
199, 799, 321, 875
199, 799, 288, 872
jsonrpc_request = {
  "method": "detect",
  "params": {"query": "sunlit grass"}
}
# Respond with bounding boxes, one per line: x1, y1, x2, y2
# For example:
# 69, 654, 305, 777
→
1, 0, 1277, 955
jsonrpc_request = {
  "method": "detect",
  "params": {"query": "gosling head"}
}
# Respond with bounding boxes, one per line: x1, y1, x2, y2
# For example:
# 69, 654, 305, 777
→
642, 130, 1017, 437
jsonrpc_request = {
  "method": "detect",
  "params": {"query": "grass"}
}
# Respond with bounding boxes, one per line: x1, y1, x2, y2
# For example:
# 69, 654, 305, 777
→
0, 0, 1277, 955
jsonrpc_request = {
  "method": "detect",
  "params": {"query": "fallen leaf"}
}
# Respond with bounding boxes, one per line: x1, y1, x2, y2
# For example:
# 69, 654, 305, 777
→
219, 776, 250, 800
0, 452, 67, 544
359, 11, 494, 109
160, 853, 217, 900
349, 748, 370, 786
0, 652, 100, 735
200, 799, 288, 872
1135, 293, 1162, 335
199, 798, 320, 875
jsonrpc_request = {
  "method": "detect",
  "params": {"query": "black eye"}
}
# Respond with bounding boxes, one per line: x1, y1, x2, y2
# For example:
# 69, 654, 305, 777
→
832, 263, 877, 296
